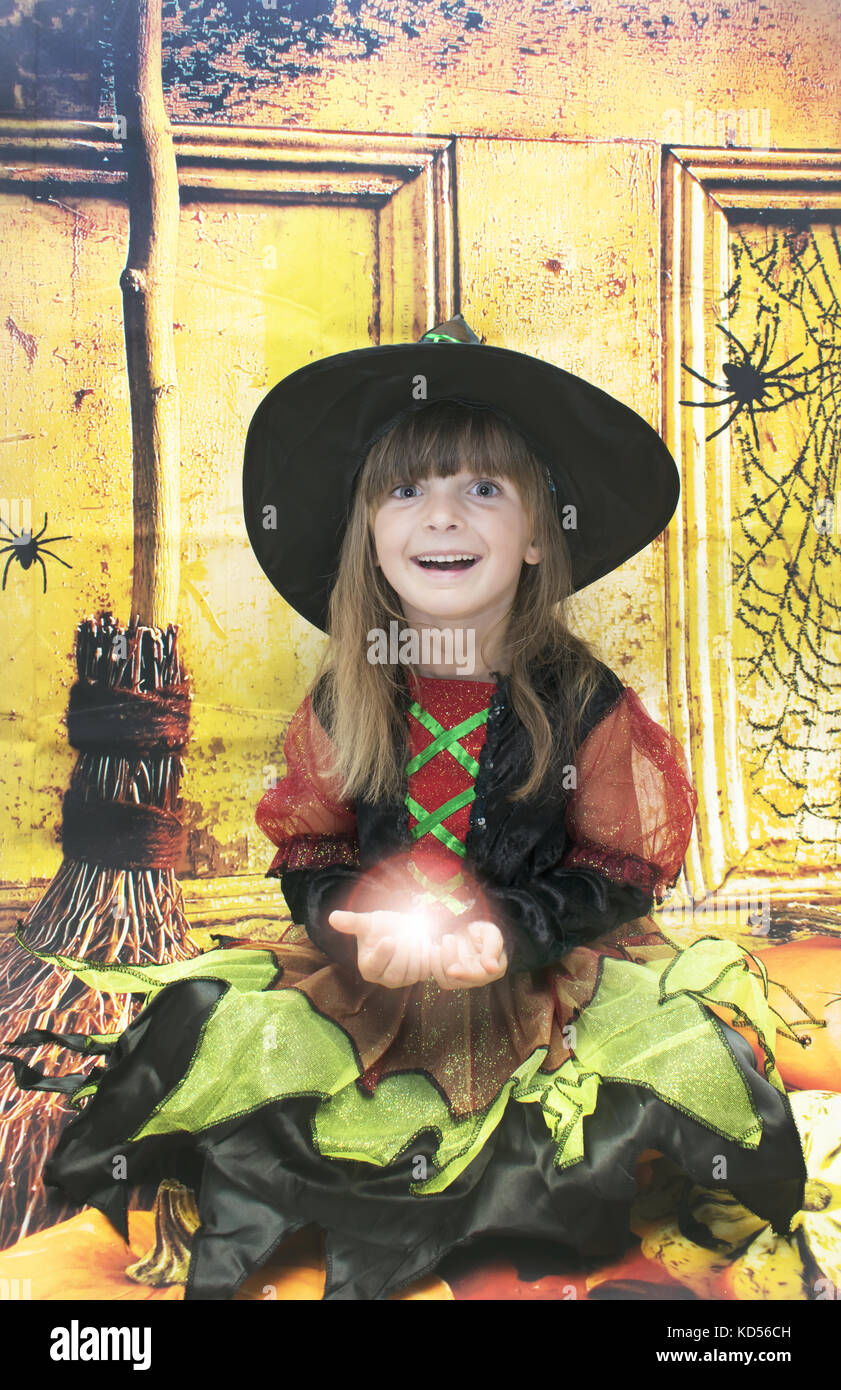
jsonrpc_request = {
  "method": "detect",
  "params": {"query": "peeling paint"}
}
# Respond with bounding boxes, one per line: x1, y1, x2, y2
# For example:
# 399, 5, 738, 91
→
0, 0, 837, 150
5, 317, 37, 366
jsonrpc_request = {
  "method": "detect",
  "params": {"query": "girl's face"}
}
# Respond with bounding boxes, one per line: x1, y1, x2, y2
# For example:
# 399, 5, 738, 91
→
372, 470, 541, 629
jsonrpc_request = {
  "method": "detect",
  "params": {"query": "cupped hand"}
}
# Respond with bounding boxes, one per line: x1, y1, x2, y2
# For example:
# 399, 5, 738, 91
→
329, 908, 432, 988
328, 909, 509, 991
430, 920, 509, 990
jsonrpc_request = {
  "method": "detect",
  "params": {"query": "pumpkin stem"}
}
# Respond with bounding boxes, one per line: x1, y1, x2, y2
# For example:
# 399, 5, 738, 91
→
802, 1179, 834, 1213
124, 1179, 200, 1286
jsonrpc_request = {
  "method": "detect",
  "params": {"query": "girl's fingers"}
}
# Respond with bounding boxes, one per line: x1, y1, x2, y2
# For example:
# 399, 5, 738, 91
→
410, 937, 430, 986
428, 942, 451, 990
430, 939, 460, 990
360, 934, 395, 981
467, 920, 488, 949
329, 910, 362, 934
449, 938, 505, 985
388, 934, 416, 988
415, 936, 431, 983
426, 930, 507, 989
440, 935, 481, 987
442, 934, 462, 976
446, 961, 485, 983
453, 927, 488, 976
380, 932, 427, 989
469, 920, 499, 963
370, 935, 396, 966
467, 920, 505, 974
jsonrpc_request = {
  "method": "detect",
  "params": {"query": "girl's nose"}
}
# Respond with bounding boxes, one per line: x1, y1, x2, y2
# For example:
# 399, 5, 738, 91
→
421, 495, 464, 527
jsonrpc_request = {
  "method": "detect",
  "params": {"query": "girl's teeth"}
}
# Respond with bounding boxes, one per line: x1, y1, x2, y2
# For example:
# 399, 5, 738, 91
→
417, 557, 477, 569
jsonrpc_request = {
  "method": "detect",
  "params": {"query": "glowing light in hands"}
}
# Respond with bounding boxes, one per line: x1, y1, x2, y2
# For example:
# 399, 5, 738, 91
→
399, 909, 438, 942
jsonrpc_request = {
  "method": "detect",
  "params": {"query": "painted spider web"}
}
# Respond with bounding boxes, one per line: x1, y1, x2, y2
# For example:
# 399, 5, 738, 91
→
723, 222, 841, 859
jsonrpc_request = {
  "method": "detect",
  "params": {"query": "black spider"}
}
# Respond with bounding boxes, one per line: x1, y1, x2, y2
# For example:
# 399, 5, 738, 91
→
680, 322, 814, 449
0, 513, 72, 592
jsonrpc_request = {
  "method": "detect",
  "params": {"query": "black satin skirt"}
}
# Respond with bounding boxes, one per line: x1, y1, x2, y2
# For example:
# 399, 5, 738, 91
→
5, 974, 807, 1301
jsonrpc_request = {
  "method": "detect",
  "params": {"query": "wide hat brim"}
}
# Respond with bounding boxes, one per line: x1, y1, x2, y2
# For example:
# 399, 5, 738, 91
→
243, 339, 680, 633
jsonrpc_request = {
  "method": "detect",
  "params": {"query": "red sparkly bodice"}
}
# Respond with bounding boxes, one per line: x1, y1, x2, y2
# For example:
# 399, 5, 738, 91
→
402, 672, 496, 912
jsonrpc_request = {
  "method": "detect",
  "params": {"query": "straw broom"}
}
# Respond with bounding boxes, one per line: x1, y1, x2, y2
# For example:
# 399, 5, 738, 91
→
0, 0, 200, 1247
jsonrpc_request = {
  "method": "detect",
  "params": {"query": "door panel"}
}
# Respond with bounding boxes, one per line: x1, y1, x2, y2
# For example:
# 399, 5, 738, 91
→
663, 150, 841, 904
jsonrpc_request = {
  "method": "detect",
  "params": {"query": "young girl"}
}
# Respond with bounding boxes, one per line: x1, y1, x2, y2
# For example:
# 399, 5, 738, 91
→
3, 315, 808, 1300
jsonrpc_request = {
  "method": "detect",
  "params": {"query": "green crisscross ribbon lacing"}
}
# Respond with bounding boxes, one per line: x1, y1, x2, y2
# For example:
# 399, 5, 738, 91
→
404, 700, 490, 859
402, 697, 490, 913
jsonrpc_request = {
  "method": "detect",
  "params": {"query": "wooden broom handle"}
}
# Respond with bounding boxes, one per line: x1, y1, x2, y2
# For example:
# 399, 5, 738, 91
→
113, 0, 181, 629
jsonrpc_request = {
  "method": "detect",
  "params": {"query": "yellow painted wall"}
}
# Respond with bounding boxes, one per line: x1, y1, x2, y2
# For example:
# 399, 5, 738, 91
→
1, 0, 839, 907
1, 192, 376, 882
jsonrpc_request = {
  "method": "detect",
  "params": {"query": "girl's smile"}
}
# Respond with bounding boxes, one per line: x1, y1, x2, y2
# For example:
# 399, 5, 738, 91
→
411, 551, 481, 575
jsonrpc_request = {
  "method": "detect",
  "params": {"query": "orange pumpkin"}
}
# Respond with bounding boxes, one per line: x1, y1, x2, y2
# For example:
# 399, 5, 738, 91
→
437, 1258, 593, 1301
0, 1209, 183, 1301
584, 1244, 693, 1298
0, 1209, 452, 1301
704, 937, 841, 1090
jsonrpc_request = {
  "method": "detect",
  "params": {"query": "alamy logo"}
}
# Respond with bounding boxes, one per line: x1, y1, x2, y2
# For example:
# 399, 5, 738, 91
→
367, 621, 476, 676
50, 1321, 151, 1371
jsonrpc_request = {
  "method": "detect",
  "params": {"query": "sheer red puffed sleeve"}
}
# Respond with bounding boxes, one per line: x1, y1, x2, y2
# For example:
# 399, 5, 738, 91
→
560, 687, 698, 904
255, 694, 359, 876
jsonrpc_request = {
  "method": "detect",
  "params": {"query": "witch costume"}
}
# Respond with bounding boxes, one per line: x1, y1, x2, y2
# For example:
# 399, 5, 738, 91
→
2, 315, 808, 1300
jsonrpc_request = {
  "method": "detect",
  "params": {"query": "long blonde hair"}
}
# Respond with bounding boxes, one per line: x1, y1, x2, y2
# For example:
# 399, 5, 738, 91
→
311, 400, 605, 803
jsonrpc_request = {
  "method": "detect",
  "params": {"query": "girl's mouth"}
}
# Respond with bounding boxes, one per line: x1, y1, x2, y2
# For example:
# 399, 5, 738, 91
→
411, 555, 480, 572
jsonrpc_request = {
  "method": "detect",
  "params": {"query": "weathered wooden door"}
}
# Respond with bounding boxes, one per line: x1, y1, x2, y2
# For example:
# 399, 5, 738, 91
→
2, 122, 839, 926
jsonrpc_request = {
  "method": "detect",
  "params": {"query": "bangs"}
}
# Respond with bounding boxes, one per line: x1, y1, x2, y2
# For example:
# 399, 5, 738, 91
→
357, 399, 546, 516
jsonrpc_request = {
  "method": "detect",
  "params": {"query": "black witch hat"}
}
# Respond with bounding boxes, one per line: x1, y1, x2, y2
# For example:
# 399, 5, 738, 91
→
242, 314, 679, 632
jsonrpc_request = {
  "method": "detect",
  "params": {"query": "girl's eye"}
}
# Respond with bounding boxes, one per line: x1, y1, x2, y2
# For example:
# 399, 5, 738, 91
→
389, 479, 501, 500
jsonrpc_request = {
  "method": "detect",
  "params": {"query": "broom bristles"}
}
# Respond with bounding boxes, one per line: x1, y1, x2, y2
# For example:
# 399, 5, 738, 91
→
1, 616, 200, 1251
0, 859, 200, 1249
